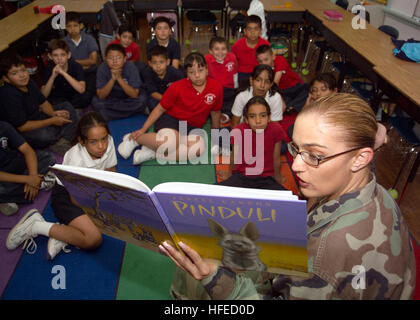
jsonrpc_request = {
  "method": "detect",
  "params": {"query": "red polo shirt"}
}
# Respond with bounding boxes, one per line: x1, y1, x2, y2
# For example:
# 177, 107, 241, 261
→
205, 53, 238, 89
231, 121, 287, 177
160, 78, 223, 128
231, 37, 270, 74
274, 55, 303, 90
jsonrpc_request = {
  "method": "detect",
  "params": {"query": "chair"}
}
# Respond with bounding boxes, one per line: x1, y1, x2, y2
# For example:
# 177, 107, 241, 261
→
376, 120, 420, 205
225, 0, 252, 40
180, 0, 226, 44
132, 0, 180, 40
336, 0, 349, 10
185, 10, 219, 51
378, 25, 399, 40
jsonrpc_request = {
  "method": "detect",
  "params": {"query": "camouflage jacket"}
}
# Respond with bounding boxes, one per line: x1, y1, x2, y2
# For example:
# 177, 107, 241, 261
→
171, 176, 416, 300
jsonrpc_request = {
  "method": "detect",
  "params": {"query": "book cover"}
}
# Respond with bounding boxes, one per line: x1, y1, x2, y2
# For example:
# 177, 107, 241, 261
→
52, 165, 308, 276
323, 9, 343, 21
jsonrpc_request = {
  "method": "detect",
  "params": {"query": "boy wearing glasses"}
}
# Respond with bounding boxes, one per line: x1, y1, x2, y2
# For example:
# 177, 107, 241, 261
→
92, 44, 146, 121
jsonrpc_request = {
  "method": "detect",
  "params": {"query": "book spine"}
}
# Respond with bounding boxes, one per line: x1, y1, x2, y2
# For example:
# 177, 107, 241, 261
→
149, 192, 182, 250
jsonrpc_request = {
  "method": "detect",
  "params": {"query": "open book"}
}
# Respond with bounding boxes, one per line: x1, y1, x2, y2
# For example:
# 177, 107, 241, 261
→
51, 164, 308, 276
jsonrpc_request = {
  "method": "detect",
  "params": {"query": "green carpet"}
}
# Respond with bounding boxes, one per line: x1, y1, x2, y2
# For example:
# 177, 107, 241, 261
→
116, 121, 216, 299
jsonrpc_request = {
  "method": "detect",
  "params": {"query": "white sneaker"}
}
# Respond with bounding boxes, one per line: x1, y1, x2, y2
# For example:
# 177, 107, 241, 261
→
6, 209, 44, 252
47, 236, 71, 260
133, 146, 156, 165
0, 203, 19, 216
118, 133, 139, 159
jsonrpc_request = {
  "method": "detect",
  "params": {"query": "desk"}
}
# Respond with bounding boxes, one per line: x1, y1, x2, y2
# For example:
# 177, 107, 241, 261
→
0, 0, 107, 53
296, 0, 420, 122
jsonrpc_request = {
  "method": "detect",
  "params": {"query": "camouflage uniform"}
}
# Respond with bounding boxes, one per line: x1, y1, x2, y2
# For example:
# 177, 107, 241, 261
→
171, 176, 416, 300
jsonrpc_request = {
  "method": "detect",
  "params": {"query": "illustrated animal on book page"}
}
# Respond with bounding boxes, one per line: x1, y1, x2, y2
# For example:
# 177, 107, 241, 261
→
207, 218, 267, 272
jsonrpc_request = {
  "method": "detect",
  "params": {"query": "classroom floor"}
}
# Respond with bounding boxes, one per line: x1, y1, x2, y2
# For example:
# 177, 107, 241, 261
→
134, 11, 420, 244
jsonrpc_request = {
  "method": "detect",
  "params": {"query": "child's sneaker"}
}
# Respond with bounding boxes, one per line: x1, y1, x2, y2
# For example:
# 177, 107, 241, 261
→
133, 146, 156, 165
47, 237, 71, 260
0, 203, 19, 216
6, 209, 44, 252
118, 133, 139, 159
40, 171, 56, 191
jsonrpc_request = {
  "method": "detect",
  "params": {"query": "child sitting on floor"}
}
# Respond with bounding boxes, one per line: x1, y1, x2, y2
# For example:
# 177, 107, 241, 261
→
231, 64, 285, 128
6, 111, 117, 260
231, 15, 270, 85
142, 46, 185, 113
118, 52, 222, 165
108, 24, 140, 62
256, 44, 308, 113
205, 36, 238, 124
92, 43, 147, 121
0, 55, 77, 156
146, 16, 181, 70
0, 121, 56, 216
217, 96, 287, 190
41, 39, 91, 110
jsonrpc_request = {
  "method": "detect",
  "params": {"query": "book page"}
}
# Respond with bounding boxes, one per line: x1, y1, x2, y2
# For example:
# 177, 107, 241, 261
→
53, 164, 151, 193
152, 182, 298, 201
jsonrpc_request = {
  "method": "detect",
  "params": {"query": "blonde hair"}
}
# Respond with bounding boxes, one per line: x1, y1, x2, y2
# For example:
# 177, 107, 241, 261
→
300, 93, 377, 149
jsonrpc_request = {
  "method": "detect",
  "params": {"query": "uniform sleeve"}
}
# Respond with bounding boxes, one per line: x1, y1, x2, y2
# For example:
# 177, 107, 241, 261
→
86, 34, 99, 54
131, 43, 140, 61
212, 82, 223, 111
42, 64, 54, 85
171, 39, 181, 60
159, 80, 179, 111
105, 135, 118, 169
269, 93, 283, 121
143, 67, 158, 94
126, 62, 141, 89
96, 63, 110, 89
271, 122, 288, 143
1, 91, 29, 128
231, 91, 246, 118
73, 60, 85, 82
1, 121, 26, 149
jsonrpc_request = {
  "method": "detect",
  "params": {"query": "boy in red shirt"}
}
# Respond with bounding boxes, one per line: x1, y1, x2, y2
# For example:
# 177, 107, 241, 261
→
256, 45, 309, 113
118, 52, 222, 164
231, 15, 270, 86
108, 25, 140, 62
205, 37, 238, 123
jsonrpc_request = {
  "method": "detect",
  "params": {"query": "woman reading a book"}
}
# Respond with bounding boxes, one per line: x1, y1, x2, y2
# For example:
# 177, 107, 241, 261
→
159, 93, 416, 300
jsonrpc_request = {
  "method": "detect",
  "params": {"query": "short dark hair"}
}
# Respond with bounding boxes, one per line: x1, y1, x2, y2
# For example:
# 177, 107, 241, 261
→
209, 36, 227, 50
66, 11, 82, 24
310, 73, 338, 91
117, 24, 134, 36
105, 43, 126, 57
245, 15, 262, 28
0, 54, 25, 78
148, 45, 168, 61
243, 96, 271, 118
48, 39, 70, 54
184, 52, 207, 70
255, 44, 272, 56
152, 16, 173, 29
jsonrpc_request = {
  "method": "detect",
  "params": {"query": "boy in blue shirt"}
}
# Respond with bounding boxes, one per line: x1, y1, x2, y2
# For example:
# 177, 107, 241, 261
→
64, 11, 99, 104
0, 121, 56, 216
41, 39, 91, 109
0, 55, 78, 155
142, 45, 184, 112
92, 43, 147, 121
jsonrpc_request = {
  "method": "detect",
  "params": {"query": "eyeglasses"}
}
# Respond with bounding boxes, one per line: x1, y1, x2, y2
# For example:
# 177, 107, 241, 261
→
287, 142, 361, 167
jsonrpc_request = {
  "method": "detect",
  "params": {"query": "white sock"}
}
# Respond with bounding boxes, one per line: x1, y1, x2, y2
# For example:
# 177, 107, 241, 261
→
118, 134, 140, 159
133, 146, 156, 165
32, 221, 55, 237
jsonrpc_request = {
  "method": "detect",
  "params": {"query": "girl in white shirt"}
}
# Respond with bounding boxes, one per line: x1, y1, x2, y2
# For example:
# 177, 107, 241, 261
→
6, 112, 117, 260
231, 64, 286, 128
